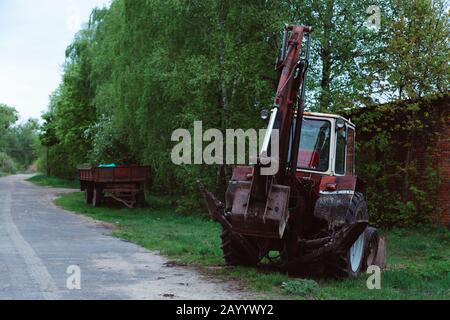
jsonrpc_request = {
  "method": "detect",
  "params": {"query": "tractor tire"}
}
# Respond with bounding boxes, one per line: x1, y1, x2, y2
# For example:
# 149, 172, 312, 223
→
327, 192, 367, 278
221, 227, 260, 267
362, 227, 380, 271
93, 187, 103, 207
84, 188, 93, 205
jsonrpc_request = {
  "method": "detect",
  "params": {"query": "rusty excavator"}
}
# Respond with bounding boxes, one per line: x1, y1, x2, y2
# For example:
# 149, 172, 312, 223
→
200, 25, 386, 277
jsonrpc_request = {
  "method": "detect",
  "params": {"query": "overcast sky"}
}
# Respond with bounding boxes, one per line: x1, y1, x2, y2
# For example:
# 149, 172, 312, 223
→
0, 0, 110, 122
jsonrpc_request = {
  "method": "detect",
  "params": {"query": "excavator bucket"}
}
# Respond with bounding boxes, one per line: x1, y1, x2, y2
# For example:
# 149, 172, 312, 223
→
198, 179, 290, 239
230, 181, 290, 239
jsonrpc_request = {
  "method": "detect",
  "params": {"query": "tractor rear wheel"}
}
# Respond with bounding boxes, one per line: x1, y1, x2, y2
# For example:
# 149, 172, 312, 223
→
327, 192, 368, 278
221, 227, 260, 267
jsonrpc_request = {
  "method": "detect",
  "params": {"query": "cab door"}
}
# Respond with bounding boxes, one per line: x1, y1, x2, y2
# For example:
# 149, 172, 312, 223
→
334, 123, 356, 176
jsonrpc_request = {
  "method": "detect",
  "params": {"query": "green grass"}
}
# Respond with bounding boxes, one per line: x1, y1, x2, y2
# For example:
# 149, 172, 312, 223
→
55, 192, 450, 300
27, 175, 79, 189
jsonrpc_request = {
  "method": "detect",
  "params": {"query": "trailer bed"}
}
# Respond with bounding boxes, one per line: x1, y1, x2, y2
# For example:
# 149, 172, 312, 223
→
79, 166, 151, 208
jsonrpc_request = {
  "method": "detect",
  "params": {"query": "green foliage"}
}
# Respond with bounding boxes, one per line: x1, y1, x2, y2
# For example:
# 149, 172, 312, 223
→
371, 0, 449, 100
282, 279, 321, 298
26, 175, 79, 189
0, 103, 18, 133
0, 151, 17, 174
355, 0, 450, 107
40, 0, 449, 223
287, 0, 392, 111
38, 24, 98, 178
351, 94, 447, 227
0, 104, 39, 173
41, 0, 283, 208
6, 119, 40, 167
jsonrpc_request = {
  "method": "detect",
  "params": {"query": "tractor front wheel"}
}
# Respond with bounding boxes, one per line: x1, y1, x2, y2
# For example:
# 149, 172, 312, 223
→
221, 228, 260, 267
327, 192, 368, 278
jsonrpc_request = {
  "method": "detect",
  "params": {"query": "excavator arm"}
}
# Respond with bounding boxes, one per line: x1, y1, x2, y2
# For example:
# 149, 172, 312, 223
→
200, 25, 313, 240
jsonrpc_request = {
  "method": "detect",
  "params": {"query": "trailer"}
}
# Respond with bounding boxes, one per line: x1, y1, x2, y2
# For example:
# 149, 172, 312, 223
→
79, 165, 151, 208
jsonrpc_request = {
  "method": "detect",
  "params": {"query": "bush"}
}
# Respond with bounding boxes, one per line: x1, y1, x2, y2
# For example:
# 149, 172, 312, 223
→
281, 279, 321, 298
0, 152, 18, 174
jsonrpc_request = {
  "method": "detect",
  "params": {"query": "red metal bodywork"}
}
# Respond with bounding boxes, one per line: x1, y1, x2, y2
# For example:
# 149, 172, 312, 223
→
79, 166, 151, 184
296, 171, 357, 194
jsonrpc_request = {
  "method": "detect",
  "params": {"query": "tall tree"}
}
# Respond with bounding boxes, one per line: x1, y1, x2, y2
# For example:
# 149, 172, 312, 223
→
0, 103, 18, 138
284, 0, 391, 111
370, 0, 449, 101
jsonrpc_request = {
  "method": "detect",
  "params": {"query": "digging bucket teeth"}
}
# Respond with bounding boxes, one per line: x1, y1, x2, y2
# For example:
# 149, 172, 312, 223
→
198, 181, 231, 230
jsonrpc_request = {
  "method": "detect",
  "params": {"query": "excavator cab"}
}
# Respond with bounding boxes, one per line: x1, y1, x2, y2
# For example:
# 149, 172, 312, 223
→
296, 113, 355, 176
296, 116, 331, 171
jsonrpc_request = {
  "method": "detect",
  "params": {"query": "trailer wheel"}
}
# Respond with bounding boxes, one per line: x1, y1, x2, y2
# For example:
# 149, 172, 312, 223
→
84, 188, 93, 205
136, 191, 145, 208
221, 227, 260, 267
93, 187, 103, 207
327, 192, 367, 278
362, 227, 379, 271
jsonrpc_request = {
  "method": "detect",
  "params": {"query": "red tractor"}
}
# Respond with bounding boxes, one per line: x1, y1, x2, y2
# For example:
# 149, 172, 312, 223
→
200, 25, 386, 277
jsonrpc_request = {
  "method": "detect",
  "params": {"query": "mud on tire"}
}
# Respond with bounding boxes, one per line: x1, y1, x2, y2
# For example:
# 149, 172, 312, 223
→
221, 227, 260, 267
326, 192, 368, 278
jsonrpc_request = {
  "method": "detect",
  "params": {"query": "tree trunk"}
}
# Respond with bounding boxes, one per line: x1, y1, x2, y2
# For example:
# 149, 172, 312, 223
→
46, 146, 50, 177
218, 10, 229, 194
319, 0, 335, 112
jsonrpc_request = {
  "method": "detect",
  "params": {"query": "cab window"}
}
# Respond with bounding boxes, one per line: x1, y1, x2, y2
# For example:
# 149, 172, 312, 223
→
335, 128, 346, 174
297, 119, 331, 172
346, 127, 355, 175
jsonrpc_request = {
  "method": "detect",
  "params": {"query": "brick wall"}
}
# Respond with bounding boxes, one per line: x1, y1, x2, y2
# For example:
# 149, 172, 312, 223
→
413, 108, 449, 228
436, 114, 450, 227
349, 93, 449, 228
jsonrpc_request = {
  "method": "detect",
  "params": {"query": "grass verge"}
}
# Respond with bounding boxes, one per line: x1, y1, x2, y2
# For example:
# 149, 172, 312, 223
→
55, 192, 450, 300
27, 174, 79, 189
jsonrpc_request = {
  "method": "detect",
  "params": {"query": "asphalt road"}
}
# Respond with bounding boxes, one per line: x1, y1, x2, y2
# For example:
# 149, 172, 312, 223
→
0, 174, 248, 300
